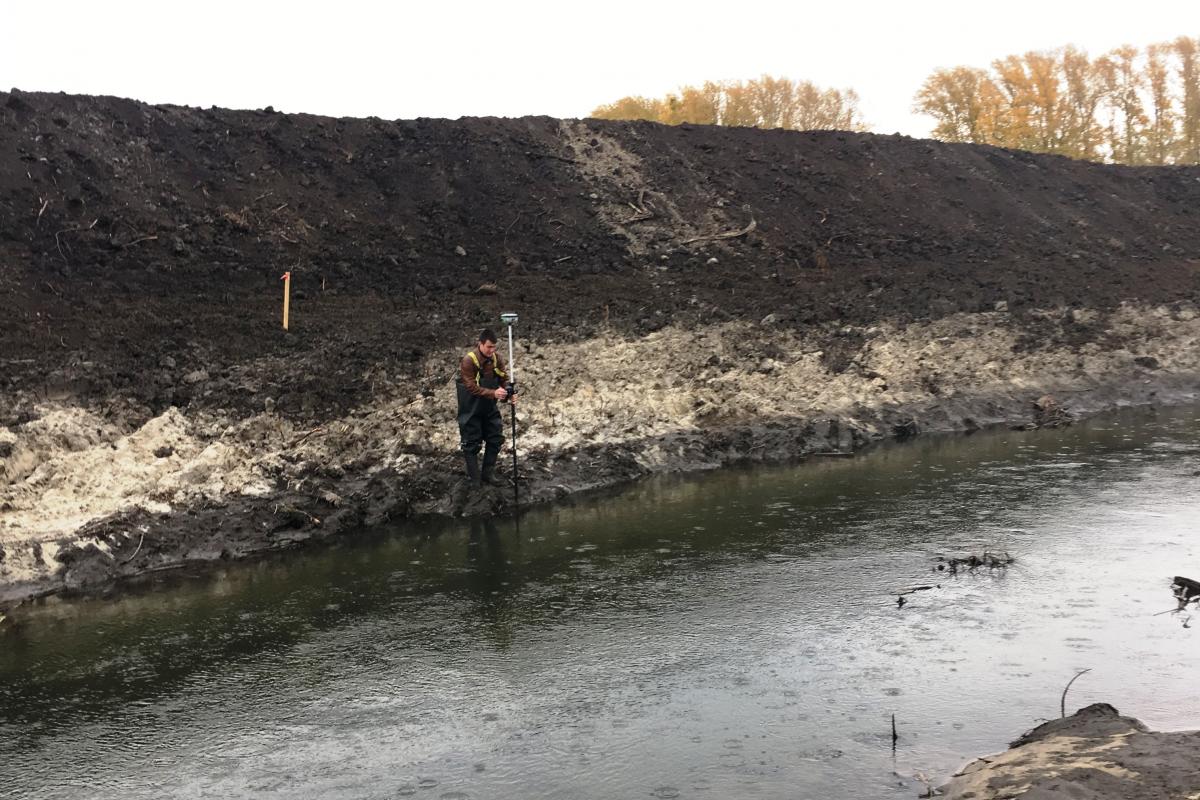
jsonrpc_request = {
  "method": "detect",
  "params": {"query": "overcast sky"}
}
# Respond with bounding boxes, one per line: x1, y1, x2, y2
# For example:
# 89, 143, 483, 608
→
2, 1, 1194, 137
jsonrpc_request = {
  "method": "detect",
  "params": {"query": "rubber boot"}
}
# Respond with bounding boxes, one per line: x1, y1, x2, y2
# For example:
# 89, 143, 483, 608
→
481, 445, 503, 486
463, 451, 482, 487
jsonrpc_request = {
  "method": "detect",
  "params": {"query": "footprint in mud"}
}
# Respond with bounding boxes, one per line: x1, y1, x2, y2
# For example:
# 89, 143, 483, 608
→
651, 787, 681, 799
417, 777, 439, 789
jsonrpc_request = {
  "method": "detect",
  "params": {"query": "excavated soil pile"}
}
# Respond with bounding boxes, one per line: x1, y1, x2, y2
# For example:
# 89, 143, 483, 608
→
3, 90, 1199, 425
2, 89, 1200, 602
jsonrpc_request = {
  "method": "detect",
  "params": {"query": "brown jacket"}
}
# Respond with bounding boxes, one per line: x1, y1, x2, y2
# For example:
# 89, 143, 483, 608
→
459, 348, 508, 400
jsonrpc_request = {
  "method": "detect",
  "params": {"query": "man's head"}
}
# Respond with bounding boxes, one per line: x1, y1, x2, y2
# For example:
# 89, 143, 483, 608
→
478, 328, 498, 357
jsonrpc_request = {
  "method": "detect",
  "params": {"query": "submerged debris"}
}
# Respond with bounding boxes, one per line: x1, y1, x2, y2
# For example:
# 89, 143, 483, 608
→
892, 416, 920, 441
1153, 577, 1200, 625
896, 584, 940, 608
934, 552, 1015, 574
1030, 394, 1073, 429
1172, 576, 1200, 609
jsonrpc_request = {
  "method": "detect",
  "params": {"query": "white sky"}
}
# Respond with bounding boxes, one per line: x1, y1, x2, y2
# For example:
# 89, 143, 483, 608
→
2, 1, 1194, 137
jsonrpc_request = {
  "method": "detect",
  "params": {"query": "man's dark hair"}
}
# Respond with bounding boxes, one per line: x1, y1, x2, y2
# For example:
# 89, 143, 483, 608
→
479, 328, 498, 344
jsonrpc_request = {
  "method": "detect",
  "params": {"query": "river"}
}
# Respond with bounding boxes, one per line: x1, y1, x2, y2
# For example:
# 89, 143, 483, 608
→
3, 405, 1200, 799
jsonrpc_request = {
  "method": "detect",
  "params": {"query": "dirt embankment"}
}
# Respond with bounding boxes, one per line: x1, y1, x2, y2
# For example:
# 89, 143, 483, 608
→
2, 90, 1199, 605
940, 703, 1200, 799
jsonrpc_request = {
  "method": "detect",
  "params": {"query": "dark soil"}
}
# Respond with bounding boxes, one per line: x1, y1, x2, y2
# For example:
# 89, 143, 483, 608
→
2, 88, 1200, 428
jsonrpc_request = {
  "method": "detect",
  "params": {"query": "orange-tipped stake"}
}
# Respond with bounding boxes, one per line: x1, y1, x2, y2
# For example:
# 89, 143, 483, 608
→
281, 271, 291, 330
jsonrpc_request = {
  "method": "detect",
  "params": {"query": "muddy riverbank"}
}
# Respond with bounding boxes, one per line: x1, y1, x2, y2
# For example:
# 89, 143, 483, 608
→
2, 90, 1199, 605
3, 303, 1198, 606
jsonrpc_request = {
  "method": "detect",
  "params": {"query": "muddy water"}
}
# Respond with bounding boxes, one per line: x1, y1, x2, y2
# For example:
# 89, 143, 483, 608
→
3, 407, 1200, 799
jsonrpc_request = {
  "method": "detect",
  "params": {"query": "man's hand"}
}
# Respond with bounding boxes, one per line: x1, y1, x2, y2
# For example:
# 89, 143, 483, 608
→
494, 387, 508, 401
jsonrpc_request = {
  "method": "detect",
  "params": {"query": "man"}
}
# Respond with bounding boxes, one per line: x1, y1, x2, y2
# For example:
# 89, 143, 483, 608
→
456, 328, 516, 487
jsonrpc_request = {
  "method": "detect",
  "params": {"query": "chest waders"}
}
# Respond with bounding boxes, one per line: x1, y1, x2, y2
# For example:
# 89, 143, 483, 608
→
456, 350, 507, 487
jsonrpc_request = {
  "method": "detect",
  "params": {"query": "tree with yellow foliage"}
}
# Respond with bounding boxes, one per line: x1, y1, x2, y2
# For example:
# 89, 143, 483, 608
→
914, 66, 1004, 144
1145, 43, 1177, 164
590, 96, 663, 123
915, 37, 1200, 165
591, 75, 868, 132
1173, 36, 1200, 163
1101, 45, 1149, 164
1059, 46, 1107, 161
661, 82, 722, 126
720, 81, 758, 127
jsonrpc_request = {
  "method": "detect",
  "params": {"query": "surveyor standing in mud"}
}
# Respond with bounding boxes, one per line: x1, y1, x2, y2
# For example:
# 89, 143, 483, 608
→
456, 329, 517, 487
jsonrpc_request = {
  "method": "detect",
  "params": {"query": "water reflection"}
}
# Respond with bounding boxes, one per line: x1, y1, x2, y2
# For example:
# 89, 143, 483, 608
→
463, 518, 518, 649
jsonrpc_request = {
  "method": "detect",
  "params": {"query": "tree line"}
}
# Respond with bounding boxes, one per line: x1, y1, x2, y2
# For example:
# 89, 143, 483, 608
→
589, 37, 1199, 165
914, 37, 1200, 164
590, 75, 868, 132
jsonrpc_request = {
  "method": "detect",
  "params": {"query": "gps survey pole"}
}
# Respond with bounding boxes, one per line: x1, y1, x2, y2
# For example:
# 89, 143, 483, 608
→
500, 312, 519, 512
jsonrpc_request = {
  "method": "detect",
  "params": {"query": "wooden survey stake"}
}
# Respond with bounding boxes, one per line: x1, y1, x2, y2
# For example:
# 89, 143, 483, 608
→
281, 271, 291, 330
